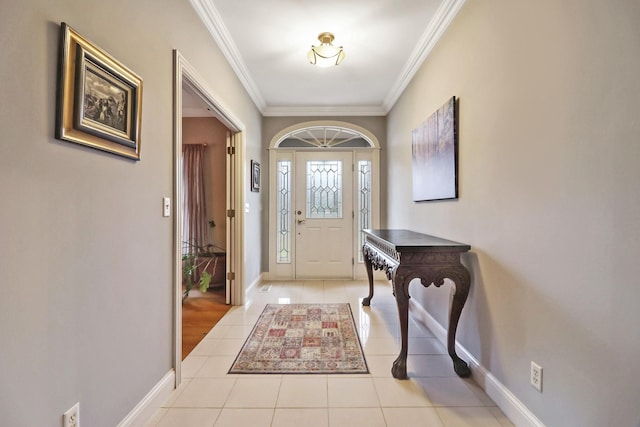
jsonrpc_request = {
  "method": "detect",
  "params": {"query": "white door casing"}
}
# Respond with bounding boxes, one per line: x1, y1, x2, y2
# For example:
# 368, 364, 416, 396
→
294, 151, 353, 278
173, 50, 245, 387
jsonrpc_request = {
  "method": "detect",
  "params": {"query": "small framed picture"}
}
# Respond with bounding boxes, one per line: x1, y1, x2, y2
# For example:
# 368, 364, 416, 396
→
56, 23, 143, 160
251, 160, 261, 192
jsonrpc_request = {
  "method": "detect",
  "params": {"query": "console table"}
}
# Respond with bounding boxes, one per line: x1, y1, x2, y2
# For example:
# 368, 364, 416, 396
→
361, 229, 472, 379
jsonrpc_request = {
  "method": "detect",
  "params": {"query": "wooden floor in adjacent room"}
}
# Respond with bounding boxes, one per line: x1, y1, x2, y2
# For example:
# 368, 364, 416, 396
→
181, 286, 231, 360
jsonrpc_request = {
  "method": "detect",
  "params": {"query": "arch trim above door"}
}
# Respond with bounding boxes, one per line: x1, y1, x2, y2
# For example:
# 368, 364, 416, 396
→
269, 121, 381, 149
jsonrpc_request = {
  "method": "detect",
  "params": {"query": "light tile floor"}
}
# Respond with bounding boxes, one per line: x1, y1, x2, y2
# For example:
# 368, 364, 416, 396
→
146, 280, 514, 427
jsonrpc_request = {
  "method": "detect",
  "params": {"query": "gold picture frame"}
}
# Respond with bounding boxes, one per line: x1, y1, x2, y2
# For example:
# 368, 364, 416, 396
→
56, 23, 143, 160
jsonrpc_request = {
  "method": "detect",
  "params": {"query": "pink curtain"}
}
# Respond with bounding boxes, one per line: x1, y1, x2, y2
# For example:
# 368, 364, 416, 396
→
182, 144, 207, 253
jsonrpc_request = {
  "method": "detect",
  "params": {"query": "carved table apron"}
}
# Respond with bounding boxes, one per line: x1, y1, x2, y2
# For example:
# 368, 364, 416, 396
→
361, 229, 472, 379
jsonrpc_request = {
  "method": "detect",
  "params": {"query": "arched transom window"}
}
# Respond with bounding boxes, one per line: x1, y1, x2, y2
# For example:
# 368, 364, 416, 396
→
275, 126, 375, 149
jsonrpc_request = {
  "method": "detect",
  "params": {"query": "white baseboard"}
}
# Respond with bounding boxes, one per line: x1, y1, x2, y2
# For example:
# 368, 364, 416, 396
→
117, 370, 175, 427
409, 300, 545, 427
245, 272, 264, 295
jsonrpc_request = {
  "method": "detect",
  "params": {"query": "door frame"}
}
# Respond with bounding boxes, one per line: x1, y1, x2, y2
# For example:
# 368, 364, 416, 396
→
267, 121, 381, 281
172, 50, 245, 386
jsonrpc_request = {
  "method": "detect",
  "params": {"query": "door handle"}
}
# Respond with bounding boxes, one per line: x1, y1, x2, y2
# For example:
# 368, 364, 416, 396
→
297, 219, 305, 225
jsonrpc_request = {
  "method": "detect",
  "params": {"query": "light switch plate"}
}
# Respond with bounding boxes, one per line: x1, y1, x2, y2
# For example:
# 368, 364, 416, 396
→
163, 197, 171, 217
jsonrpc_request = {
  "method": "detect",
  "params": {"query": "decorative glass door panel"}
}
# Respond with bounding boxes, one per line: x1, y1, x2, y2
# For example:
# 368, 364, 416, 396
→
277, 160, 291, 263
357, 160, 372, 262
306, 160, 342, 219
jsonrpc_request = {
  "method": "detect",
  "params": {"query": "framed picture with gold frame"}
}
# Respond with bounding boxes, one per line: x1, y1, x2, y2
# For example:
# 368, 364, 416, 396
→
55, 23, 143, 160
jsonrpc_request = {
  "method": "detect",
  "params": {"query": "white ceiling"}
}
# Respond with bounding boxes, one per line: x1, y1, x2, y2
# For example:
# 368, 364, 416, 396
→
187, 0, 465, 116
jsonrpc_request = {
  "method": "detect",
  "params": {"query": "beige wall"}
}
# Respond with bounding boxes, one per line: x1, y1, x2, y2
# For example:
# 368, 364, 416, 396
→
387, 1, 640, 425
0, 0, 261, 425
183, 117, 228, 250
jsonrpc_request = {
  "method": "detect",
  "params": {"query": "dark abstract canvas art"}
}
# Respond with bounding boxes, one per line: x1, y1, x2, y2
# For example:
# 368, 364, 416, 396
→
411, 96, 458, 201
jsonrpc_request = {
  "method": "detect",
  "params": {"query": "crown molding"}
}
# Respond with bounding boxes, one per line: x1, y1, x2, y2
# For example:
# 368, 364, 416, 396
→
262, 105, 387, 117
191, 0, 465, 117
189, 0, 266, 111
382, 0, 466, 113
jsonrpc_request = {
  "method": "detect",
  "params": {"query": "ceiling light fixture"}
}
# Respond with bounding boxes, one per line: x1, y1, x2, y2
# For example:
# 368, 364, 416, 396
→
307, 32, 345, 67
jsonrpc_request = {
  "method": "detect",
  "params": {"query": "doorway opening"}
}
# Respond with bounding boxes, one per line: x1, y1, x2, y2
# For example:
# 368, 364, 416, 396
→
173, 50, 245, 385
268, 121, 380, 280
180, 102, 230, 359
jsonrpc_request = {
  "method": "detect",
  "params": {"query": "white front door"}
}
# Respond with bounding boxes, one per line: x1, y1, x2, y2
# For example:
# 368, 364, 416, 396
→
294, 151, 353, 278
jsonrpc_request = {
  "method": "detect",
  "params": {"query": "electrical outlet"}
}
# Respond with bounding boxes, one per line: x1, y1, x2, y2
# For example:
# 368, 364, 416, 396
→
530, 361, 543, 392
63, 402, 79, 427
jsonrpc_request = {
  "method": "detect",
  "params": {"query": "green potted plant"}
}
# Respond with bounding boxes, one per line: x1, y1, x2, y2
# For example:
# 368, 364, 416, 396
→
182, 218, 227, 302
182, 240, 225, 303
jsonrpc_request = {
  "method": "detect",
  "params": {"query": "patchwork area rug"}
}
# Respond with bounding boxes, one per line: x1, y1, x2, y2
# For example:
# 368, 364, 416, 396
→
228, 303, 368, 374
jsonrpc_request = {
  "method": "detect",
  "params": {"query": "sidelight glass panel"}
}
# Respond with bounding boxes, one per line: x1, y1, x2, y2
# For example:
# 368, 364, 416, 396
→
358, 160, 372, 262
306, 160, 342, 218
277, 160, 291, 263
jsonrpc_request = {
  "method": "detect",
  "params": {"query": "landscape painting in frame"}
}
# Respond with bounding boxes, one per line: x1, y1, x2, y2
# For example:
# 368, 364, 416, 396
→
56, 23, 143, 160
411, 96, 458, 201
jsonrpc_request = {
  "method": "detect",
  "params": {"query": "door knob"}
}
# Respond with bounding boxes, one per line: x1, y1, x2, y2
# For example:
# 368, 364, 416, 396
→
297, 219, 305, 225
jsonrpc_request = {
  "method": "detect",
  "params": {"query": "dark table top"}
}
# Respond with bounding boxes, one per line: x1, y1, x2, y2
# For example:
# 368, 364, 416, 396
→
363, 229, 471, 252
